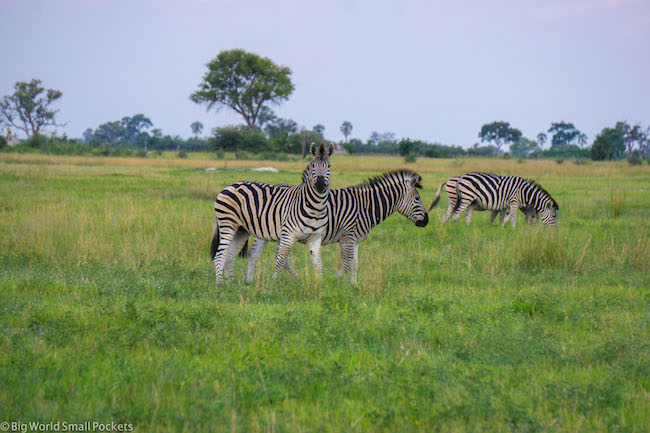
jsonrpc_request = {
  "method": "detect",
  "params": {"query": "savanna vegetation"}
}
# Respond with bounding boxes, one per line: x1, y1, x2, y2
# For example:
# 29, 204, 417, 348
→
1, 153, 648, 432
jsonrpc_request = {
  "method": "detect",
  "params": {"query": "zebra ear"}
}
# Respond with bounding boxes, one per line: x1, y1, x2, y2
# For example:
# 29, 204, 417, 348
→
318, 142, 326, 156
310, 142, 317, 156
326, 143, 334, 157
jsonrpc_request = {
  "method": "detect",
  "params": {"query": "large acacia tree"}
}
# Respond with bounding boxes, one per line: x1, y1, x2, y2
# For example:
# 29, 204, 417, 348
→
190, 49, 294, 129
0, 79, 63, 138
478, 121, 522, 154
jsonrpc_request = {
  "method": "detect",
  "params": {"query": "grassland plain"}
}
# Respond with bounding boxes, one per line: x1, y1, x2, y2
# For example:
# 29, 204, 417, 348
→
0, 153, 648, 433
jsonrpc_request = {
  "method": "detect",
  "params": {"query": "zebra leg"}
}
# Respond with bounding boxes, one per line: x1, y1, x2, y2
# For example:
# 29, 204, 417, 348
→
306, 236, 323, 278
504, 203, 518, 227
223, 230, 248, 280
465, 203, 476, 225
350, 242, 360, 285
213, 226, 236, 284
337, 238, 355, 277
488, 209, 504, 225
273, 232, 298, 277
452, 200, 470, 223
246, 238, 268, 284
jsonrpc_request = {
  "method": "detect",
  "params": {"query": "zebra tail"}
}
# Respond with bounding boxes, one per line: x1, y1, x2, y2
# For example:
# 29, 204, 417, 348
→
428, 181, 446, 212
210, 215, 220, 260
451, 182, 463, 215
239, 240, 248, 258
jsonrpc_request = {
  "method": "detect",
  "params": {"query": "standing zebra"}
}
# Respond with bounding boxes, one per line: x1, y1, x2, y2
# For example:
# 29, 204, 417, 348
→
430, 173, 538, 225
435, 172, 558, 227
244, 169, 429, 284
210, 142, 334, 284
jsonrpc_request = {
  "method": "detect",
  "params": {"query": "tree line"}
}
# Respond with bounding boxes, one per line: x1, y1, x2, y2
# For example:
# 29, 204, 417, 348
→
2, 51, 649, 163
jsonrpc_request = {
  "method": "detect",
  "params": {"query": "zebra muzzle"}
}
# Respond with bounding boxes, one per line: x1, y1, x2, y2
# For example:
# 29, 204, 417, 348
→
315, 176, 327, 193
415, 213, 429, 227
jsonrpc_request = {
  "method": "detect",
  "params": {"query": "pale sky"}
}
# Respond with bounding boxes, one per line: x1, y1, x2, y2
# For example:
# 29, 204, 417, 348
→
2, 0, 649, 147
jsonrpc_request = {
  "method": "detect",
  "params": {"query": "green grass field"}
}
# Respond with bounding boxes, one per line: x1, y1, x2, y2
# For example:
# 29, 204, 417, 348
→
1, 153, 648, 432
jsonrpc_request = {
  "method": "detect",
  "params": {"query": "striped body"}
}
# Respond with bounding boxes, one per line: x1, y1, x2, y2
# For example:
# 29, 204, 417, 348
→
210, 143, 333, 284
246, 170, 429, 284
451, 172, 558, 227
431, 173, 537, 225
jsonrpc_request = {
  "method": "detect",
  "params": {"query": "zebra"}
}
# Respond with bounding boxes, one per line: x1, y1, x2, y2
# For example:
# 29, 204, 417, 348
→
429, 173, 538, 225
436, 172, 558, 227
243, 169, 429, 284
210, 142, 334, 284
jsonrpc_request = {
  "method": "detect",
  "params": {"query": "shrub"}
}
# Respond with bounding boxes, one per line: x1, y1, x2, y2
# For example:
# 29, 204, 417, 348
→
404, 152, 417, 163
555, 158, 564, 165
211, 125, 269, 153
234, 150, 253, 160
177, 149, 188, 158
627, 151, 642, 166
22, 133, 49, 150
256, 151, 290, 161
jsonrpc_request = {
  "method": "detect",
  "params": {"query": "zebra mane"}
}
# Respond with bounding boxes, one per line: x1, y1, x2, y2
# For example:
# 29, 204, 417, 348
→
525, 178, 559, 209
351, 169, 421, 190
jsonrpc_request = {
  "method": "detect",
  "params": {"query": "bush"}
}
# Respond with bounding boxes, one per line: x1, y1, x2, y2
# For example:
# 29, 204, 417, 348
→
555, 158, 564, 165
0, 135, 6, 150
91, 147, 110, 157
22, 133, 49, 150
211, 125, 269, 153
404, 152, 417, 163
234, 150, 253, 160
136, 149, 147, 158
627, 151, 642, 166
256, 151, 290, 161
177, 149, 188, 158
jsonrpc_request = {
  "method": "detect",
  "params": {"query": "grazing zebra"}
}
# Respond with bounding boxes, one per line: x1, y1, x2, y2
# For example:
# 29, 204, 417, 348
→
244, 170, 429, 284
210, 142, 334, 284
442, 172, 558, 227
429, 173, 538, 225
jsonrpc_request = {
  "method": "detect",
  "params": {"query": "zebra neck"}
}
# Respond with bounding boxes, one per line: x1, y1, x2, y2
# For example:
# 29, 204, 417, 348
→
522, 184, 541, 210
361, 186, 397, 227
302, 182, 329, 212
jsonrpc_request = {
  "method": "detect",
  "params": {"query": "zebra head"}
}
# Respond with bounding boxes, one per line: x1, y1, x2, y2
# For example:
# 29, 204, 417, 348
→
304, 142, 334, 194
539, 202, 559, 227
525, 180, 559, 227
397, 172, 429, 227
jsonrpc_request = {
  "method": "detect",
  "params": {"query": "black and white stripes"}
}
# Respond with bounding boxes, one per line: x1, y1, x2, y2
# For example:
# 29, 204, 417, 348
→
210, 142, 333, 284
245, 169, 429, 284
430, 172, 558, 227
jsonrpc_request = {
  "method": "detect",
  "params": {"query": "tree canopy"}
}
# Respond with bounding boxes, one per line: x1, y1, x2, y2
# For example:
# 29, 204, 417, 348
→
548, 122, 585, 150
190, 49, 294, 129
340, 121, 353, 142
0, 79, 63, 138
591, 126, 625, 160
478, 121, 522, 154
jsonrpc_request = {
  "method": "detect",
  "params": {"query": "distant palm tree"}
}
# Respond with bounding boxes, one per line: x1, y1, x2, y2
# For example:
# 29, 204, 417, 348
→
340, 121, 353, 142
313, 124, 325, 136
536, 132, 547, 151
191, 121, 203, 138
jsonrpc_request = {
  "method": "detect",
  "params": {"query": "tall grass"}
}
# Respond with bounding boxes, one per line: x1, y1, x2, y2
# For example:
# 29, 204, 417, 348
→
1, 154, 649, 432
